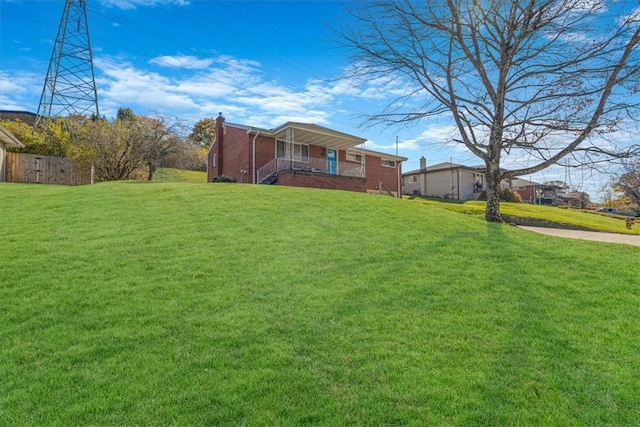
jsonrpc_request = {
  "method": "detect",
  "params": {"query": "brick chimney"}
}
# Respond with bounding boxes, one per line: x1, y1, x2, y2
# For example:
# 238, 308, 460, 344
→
419, 156, 426, 170
215, 113, 225, 176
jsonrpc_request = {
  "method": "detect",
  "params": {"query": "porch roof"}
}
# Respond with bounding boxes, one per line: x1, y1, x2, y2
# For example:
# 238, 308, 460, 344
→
0, 125, 24, 148
258, 122, 367, 151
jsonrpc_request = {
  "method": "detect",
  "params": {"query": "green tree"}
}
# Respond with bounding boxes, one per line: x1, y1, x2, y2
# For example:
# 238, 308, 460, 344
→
0, 118, 71, 157
116, 107, 136, 122
190, 117, 217, 148
338, 0, 640, 222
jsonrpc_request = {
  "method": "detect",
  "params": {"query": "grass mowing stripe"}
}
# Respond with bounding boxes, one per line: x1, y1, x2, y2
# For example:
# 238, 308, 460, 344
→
1, 182, 639, 425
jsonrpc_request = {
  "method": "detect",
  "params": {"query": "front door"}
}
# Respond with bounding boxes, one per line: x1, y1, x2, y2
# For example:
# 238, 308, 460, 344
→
326, 149, 337, 175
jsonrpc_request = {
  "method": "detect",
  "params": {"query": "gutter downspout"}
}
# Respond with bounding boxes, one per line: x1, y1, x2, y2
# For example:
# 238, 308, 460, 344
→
422, 171, 427, 196
252, 128, 260, 184
397, 161, 401, 198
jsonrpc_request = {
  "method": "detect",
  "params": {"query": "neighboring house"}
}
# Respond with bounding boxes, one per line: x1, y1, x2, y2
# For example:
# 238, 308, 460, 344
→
502, 177, 543, 203
0, 110, 37, 126
403, 159, 486, 200
556, 191, 589, 209
0, 125, 25, 182
207, 115, 407, 196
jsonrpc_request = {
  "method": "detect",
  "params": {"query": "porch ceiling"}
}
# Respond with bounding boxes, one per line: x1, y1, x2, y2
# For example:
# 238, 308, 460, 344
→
270, 122, 366, 151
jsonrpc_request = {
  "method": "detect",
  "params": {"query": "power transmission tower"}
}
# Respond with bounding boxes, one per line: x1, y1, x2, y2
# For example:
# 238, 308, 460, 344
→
36, 0, 99, 127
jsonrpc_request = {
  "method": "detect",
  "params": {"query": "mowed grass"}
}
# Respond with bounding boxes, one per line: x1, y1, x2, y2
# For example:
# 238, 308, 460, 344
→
406, 196, 640, 235
152, 167, 207, 183
1, 182, 639, 426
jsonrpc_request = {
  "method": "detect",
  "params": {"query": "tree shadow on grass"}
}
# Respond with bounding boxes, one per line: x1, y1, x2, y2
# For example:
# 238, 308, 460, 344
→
461, 223, 636, 425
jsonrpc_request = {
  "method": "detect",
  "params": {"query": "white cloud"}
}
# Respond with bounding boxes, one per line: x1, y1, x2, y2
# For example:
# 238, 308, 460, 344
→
87, 54, 344, 124
619, 7, 640, 27
100, 0, 189, 10
0, 70, 44, 111
149, 55, 213, 70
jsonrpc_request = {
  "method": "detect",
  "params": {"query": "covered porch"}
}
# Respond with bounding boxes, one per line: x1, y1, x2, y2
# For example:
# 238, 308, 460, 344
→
255, 122, 367, 184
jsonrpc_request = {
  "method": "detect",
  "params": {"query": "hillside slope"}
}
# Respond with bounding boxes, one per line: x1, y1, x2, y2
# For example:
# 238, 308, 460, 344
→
1, 182, 639, 425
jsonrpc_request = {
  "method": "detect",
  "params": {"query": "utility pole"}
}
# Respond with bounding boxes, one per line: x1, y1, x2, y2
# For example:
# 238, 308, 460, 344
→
36, 0, 99, 127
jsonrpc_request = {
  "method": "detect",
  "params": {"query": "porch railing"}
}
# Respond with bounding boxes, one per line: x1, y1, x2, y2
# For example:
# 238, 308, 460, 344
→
257, 157, 365, 183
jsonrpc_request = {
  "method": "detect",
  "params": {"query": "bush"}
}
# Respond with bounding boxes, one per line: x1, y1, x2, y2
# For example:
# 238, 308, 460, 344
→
211, 175, 237, 183
500, 187, 522, 202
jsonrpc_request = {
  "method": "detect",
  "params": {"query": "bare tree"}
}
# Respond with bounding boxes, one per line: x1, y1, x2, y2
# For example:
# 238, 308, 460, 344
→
73, 117, 147, 181
138, 114, 189, 181
338, 0, 640, 221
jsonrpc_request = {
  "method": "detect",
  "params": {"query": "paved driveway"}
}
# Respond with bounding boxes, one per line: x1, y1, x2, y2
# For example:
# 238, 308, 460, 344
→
519, 226, 640, 247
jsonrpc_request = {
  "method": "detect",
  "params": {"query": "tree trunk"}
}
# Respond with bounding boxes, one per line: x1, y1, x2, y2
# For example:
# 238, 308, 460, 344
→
147, 163, 156, 181
485, 159, 503, 223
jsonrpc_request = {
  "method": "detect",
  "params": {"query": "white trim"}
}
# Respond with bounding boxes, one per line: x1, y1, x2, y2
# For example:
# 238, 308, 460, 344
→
381, 158, 397, 168
346, 151, 364, 162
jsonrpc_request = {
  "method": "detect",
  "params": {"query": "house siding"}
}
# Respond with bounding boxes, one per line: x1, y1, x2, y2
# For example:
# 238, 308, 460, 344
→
222, 125, 251, 183
363, 154, 401, 195
403, 173, 422, 195
277, 171, 366, 192
403, 167, 480, 200
0, 142, 6, 182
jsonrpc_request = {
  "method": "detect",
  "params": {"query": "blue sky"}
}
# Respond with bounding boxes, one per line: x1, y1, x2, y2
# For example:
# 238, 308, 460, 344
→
0, 0, 636, 197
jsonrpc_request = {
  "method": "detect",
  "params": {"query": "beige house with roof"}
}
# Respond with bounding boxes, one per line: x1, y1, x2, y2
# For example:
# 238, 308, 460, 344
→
403, 158, 486, 200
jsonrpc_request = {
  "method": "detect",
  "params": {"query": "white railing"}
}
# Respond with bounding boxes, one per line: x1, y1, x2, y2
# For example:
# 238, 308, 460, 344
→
339, 162, 365, 178
257, 157, 365, 183
257, 158, 279, 183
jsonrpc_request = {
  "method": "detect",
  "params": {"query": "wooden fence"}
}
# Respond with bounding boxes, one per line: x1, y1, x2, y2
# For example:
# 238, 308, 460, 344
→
6, 152, 91, 185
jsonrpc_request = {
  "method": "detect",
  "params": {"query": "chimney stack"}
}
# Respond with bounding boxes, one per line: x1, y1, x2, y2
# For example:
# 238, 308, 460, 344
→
215, 113, 225, 175
419, 156, 426, 170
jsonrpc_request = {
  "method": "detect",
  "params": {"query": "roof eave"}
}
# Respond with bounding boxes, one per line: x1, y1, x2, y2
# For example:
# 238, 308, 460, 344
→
0, 126, 24, 148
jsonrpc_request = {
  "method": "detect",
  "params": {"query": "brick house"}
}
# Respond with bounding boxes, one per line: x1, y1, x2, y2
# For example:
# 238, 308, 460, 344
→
207, 115, 407, 196
502, 177, 543, 203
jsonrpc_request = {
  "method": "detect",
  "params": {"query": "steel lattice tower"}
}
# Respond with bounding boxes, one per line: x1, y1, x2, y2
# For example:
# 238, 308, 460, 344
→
36, 0, 99, 127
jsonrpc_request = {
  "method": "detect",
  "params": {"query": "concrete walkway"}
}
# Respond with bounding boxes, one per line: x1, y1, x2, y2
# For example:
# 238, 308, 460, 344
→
519, 226, 640, 247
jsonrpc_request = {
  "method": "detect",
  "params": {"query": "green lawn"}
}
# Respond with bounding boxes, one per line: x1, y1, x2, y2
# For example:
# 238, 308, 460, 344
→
152, 167, 207, 183
1, 182, 639, 425
406, 196, 640, 235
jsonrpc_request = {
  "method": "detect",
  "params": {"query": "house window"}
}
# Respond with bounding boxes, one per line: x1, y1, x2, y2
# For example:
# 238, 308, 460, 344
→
346, 151, 364, 162
212, 154, 217, 168
473, 172, 484, 190
409, 175, 418, 183
381, 159, 396, 168
276, 140, 309, 162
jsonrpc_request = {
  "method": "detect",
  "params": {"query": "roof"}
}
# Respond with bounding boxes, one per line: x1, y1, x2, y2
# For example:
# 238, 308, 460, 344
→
403, 162, 483, 176
509, 177, 543, 187
347, 146, 407, 162
228, 120, 405, 160
0, 125, 24, 148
